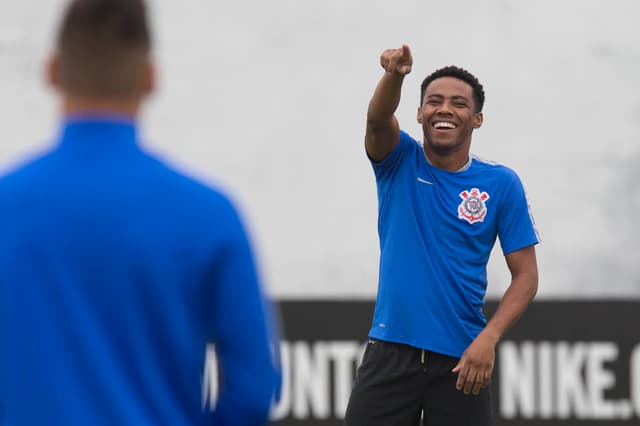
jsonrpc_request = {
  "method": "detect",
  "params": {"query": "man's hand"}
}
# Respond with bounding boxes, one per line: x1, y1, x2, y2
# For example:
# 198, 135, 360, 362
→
380, 44, 413, 75
451, 331, 497, 395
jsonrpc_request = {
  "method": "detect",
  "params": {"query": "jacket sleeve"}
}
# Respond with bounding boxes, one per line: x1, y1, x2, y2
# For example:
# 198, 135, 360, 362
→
207, 203, 278, 426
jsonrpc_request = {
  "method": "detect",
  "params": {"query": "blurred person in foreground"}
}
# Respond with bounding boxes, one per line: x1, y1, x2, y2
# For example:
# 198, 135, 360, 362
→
0, 0, 278, 424
344, 45, 540, 426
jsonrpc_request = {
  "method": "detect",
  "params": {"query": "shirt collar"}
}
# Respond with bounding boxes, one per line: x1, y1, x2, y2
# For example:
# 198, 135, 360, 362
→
58, 114, 140, 153
422, 148, 472, 173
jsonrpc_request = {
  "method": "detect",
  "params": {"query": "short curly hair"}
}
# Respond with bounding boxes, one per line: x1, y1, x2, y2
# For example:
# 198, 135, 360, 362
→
420, 66, 485, 112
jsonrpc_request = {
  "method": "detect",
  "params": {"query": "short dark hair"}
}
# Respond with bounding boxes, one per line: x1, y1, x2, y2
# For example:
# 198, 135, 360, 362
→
420, 66, 485, 112
55, 0, 151, 97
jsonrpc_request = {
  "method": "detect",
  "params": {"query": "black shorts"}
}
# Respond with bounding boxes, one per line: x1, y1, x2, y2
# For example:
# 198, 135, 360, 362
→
344, 339, 492, 426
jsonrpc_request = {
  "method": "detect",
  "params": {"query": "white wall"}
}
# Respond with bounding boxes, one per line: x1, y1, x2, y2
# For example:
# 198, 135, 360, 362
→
1, 0, 639, 299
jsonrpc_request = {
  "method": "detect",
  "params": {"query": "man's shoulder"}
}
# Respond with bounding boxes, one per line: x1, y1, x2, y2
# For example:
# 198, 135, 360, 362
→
370, 130, 421, 173
0, 149, 56, 189
143, 152, 240, 213
389, 130, 423, 160
399, 130, 422, 150
470, 154, 520, 181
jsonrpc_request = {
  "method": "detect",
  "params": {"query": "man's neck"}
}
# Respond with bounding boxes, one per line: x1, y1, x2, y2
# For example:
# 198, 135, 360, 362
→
62, 95, 141, 118
423, 146, 471, 172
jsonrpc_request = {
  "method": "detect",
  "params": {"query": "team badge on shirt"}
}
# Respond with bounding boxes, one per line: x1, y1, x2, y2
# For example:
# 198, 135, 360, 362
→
458, 188, 490, 224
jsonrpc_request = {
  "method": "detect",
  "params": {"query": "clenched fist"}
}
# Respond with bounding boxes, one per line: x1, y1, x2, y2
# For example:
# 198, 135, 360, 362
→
380, 44, 413, 75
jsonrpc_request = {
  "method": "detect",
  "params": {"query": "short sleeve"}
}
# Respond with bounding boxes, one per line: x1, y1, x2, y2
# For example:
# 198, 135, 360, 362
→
497, 172, 541, 255
369, 130, 416, 182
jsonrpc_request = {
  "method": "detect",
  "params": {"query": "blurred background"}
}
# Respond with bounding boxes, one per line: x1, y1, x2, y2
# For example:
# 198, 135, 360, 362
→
1, 0, 639, 424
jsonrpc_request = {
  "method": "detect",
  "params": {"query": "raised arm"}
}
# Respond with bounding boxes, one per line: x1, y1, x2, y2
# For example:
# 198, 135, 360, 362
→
365, 44, 413, 162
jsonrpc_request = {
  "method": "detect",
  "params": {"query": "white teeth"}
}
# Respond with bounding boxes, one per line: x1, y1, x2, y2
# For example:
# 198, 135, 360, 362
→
434, 121, 457, 129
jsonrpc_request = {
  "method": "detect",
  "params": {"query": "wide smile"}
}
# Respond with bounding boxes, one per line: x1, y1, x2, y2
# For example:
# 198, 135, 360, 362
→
431, 121, 458, 131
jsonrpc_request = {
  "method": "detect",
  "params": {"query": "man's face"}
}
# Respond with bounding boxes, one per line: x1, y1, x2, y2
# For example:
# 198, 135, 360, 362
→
418, 76, 483, 154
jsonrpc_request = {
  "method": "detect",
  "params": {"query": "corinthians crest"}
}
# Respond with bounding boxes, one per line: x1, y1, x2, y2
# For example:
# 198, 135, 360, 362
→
458, 188, 490, 224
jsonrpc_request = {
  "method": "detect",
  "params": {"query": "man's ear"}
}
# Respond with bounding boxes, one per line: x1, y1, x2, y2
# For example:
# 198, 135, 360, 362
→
473, 111, 483, 129
141, 57, 155, 97
46, 54, 62, 90
417, 106, 422, 124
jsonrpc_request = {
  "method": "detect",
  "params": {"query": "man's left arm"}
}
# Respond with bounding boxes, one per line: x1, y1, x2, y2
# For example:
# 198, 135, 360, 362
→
452, 244, 538, 395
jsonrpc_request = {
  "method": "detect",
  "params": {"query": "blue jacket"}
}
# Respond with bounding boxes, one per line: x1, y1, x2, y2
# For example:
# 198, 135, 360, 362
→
0, 116, 278, 425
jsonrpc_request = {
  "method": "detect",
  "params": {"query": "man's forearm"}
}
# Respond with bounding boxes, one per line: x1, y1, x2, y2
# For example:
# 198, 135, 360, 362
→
367, 72, 405, 130
483, 273, 538, 343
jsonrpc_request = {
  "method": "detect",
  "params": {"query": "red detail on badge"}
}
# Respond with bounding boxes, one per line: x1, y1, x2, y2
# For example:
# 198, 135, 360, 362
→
458, 188, 490, 224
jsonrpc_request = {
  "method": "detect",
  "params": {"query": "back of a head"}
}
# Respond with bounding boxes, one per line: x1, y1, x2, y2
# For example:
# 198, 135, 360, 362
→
55, 0, 151, 98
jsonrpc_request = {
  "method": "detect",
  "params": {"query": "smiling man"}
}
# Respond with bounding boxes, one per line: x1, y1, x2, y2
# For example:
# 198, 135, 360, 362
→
344, 45, 540, 426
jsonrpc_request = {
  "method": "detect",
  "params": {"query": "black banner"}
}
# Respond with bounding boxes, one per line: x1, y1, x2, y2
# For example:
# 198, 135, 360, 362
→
270, 300, 640, 425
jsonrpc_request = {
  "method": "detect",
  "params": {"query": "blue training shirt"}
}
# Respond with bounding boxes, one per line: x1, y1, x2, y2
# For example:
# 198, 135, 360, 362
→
0, 117, 278, 425
368, 130, 540, 357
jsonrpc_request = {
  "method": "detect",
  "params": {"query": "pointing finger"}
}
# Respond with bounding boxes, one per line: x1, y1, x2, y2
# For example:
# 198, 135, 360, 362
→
401, 44, 412, 60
